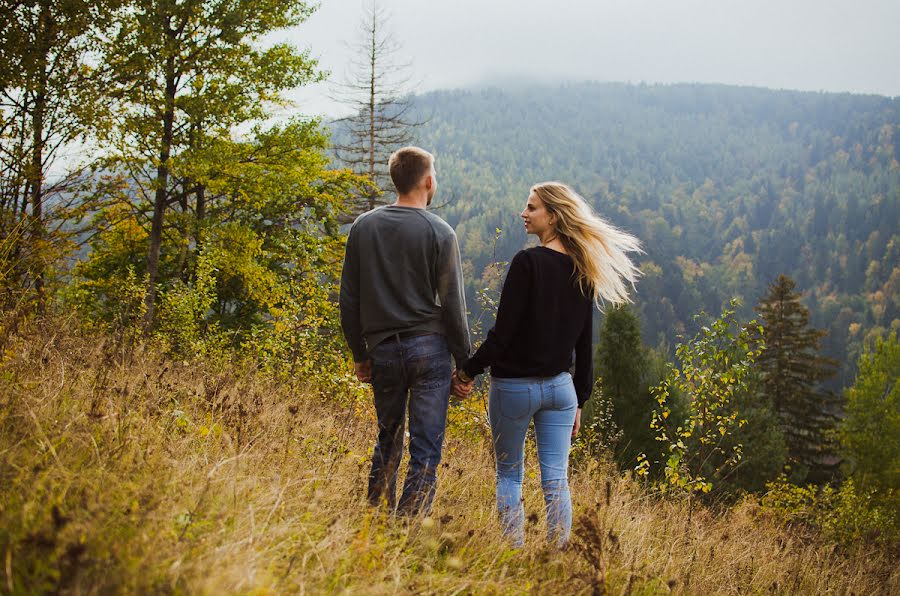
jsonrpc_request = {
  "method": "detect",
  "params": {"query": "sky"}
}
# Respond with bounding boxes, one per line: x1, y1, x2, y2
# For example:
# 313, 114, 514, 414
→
275, 0, 900, 119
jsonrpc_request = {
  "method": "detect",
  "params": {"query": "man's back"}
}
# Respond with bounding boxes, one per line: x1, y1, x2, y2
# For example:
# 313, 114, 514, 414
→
340, 205, 470, 365
341, 145, 472, 516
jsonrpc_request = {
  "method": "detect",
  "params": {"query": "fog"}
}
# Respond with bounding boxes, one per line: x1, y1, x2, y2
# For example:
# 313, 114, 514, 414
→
275, 0, 900, 117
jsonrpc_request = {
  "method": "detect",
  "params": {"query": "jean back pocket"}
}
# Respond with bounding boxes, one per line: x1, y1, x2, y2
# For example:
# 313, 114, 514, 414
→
495, 384, 535, 420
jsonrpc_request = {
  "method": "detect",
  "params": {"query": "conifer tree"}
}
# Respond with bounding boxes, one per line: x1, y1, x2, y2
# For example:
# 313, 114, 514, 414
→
593, 305, 658, 467
331, 0, 422, 220
755, 274, 840, 482
840, 332, 899, 503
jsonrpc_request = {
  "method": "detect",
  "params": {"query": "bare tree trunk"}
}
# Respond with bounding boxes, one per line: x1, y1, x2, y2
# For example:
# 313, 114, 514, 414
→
195, 184, 205, 250
177, 190, 189, 281
144, 48, 176, 328
367, 14, 377, 211
332, 2, 423, 216
6, 108, 30, 224
30, 92, 44, 300
28, 0, 50, 304
1, 155, 23, 235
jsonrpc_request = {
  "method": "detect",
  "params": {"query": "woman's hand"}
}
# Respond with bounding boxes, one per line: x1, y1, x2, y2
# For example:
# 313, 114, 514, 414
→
572, 407, 582, 437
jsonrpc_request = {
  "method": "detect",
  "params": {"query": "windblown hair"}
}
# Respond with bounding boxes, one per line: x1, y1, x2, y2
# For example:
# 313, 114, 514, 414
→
389, 146, 434, 195
531, 182, 642, 306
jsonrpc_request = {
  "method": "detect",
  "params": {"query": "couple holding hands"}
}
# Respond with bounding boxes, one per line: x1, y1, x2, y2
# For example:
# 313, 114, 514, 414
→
339, 146, 640, 547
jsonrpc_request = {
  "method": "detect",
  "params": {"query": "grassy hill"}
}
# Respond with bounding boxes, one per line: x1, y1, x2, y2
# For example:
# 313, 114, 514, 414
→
1, 318, 896, 593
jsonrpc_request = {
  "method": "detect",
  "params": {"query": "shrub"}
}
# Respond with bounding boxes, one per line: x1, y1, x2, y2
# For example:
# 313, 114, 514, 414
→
761, 477, 899, 547
636, 301, 763, 498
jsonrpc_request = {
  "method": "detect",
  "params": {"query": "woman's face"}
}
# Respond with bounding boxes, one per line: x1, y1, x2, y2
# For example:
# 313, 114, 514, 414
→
521, 192, 554, 237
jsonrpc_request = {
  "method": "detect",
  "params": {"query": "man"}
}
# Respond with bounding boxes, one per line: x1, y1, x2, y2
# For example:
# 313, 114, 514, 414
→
339, 146, 473, 515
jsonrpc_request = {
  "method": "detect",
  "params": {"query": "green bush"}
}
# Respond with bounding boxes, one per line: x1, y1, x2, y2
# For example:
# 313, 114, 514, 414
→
636, 301, 763, 497
762, 476, 899, 547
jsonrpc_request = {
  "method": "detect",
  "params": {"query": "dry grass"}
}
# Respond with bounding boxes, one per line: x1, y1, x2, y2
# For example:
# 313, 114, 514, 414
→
0, 319, 896, 594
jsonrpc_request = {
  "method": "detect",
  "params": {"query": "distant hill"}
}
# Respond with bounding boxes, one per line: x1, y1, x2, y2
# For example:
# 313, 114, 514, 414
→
396, 82, 899, 387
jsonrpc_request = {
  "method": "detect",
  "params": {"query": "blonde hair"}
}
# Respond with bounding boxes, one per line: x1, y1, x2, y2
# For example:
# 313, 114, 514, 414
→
531, 181, 642, 307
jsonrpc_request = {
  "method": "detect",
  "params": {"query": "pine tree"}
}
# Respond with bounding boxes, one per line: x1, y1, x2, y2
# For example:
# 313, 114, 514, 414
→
840, 332, 899, 502
755, 274, 840, 483
331, 0, 422, 220
592, 305, 658, 468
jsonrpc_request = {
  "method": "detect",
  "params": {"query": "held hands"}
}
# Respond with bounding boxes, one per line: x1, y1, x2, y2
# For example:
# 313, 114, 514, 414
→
572, 407, 582, 437
354, 359, 373, 383
451, 368, 475, 399
356, 361, 474, 395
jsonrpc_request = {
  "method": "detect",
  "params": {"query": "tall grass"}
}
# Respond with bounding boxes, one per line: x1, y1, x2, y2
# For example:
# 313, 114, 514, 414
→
1, 318, 896, 594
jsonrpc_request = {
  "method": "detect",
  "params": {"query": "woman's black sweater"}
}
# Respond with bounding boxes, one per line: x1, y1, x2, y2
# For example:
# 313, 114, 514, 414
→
461, 246, 594, 406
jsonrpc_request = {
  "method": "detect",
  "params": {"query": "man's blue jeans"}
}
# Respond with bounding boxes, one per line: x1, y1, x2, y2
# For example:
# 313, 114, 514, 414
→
489, 372, 577, 547
368, 333, 452, 515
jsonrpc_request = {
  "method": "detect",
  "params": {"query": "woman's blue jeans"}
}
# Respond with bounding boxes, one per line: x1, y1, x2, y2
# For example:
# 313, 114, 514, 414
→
489, 372, 577, 547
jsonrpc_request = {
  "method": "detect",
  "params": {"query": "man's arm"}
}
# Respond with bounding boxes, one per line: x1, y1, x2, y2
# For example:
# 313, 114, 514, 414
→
339, 225, 369, 364
436, 228, 471, 366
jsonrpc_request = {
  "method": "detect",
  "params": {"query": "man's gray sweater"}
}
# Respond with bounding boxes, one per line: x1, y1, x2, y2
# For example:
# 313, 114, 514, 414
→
339, 205, 471, 365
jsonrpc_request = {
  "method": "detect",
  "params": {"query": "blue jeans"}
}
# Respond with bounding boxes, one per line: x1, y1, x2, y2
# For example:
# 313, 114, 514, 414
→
489, 372, 577, 547
368, 333, 452, 515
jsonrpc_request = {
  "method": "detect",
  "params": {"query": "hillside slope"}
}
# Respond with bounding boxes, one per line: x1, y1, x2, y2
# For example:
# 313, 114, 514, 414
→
1, 320, 896, 593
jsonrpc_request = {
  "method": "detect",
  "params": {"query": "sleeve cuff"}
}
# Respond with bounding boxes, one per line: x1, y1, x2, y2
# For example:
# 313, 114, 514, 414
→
462, 358, 484, 380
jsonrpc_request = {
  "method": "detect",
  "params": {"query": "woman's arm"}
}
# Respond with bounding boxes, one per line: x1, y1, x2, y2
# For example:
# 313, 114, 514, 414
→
573, 302, 594, 407
461, 251, 532, 380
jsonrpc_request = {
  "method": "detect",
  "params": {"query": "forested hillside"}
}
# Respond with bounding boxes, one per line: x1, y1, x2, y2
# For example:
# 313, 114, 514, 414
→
399, 83, 899, 387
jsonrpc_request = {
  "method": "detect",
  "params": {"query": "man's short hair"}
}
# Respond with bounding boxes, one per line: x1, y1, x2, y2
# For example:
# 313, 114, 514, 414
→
389, 147, 434, 195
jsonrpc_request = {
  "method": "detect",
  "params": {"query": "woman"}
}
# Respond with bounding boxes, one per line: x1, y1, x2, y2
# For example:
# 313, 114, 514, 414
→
455, 182, 640, 547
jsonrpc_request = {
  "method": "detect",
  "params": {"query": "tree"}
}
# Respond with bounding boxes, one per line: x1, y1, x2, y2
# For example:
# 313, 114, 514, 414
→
590, 305, 658, 468
0, 0, 113, 304
839, 332, 898, 504
637, 301, 762, 498
70, 119, 367, 364
101, 0, 323, 325
718, 371, 787, 494
331, 0, 422, 219
755, 275, 840, 483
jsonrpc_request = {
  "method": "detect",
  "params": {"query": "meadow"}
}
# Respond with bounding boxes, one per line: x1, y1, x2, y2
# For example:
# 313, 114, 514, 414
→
1, 318, 896, 594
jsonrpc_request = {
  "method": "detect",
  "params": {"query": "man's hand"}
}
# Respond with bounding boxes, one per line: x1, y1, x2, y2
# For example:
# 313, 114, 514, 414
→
572, 407, 582, 437
451, 368, 474, 399
354, 359, 373, 383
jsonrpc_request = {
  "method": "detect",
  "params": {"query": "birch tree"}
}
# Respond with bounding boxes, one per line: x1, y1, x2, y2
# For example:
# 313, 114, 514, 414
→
102, 0, 322, 325
0, 0, 112, 304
